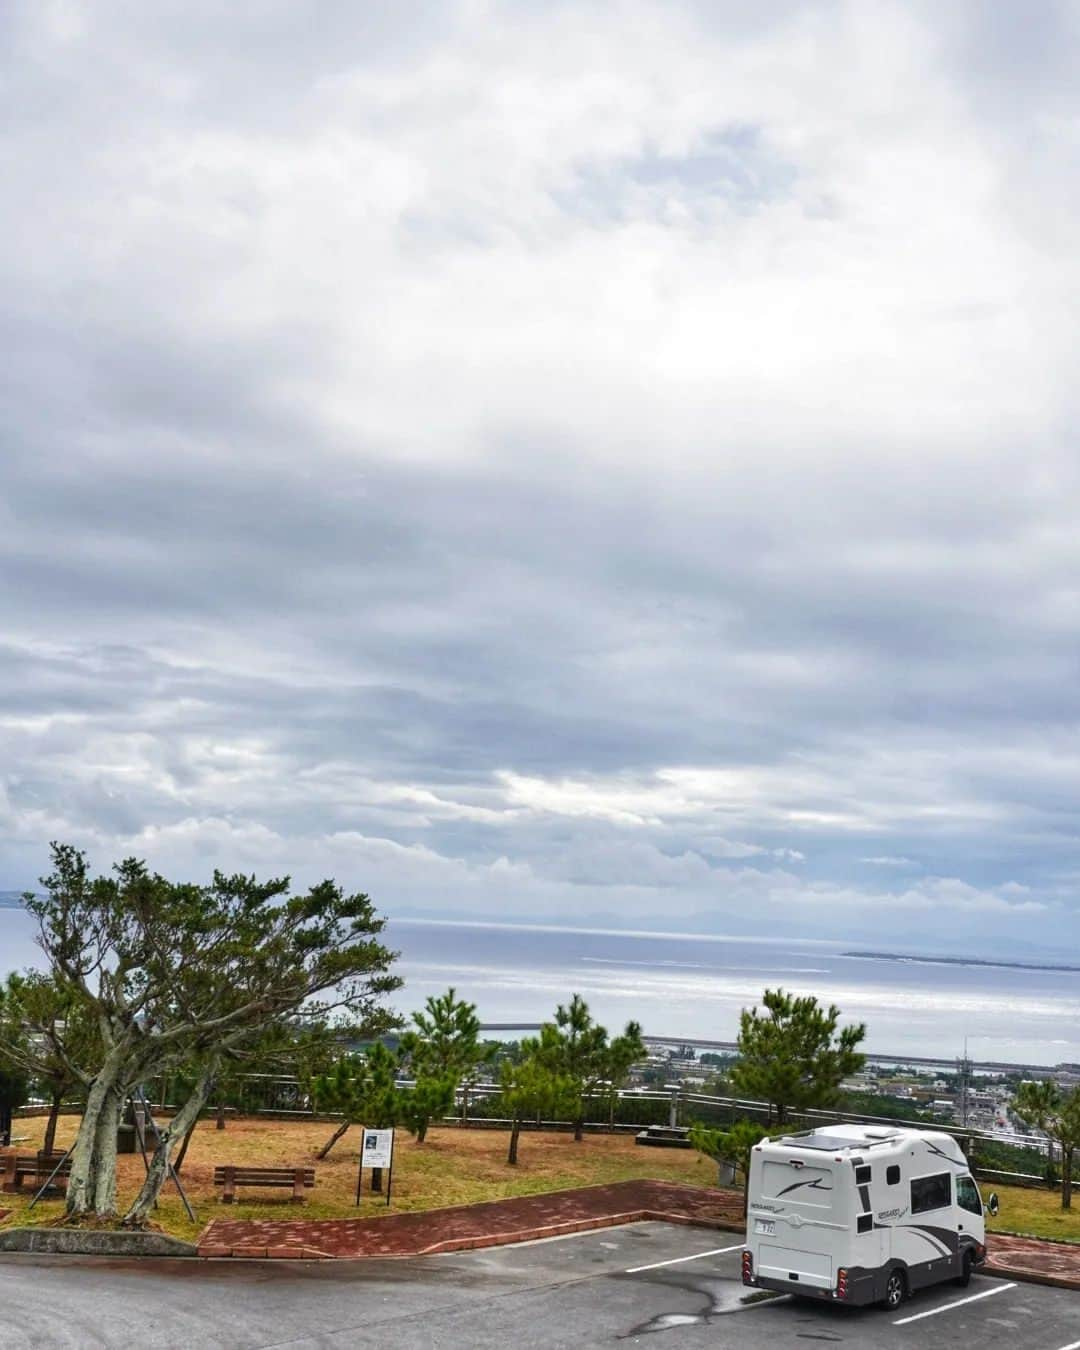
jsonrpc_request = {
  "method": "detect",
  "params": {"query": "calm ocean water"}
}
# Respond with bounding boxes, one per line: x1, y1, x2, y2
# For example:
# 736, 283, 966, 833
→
3, 906, 1078, 1064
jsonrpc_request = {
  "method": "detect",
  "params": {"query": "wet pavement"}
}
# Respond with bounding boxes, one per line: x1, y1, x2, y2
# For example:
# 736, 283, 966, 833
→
3, 1221, 1078, 1348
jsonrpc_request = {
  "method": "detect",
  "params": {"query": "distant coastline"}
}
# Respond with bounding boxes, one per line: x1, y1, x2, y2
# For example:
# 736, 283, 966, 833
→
843, 949, 1080, 974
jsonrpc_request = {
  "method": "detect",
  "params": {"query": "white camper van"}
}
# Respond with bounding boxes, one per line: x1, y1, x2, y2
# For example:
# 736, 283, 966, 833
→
742, 1124, 998, 1310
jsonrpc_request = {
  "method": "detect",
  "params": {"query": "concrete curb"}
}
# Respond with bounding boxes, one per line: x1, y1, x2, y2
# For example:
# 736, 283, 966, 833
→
986, 1262, 1080, 1292
0, 1227, 197, 1258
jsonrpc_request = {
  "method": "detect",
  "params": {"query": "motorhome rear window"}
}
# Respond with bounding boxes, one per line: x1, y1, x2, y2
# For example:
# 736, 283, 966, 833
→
911, 1172, 951, 1214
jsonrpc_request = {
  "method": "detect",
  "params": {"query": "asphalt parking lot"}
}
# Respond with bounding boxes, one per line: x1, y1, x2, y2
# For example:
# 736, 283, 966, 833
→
2, 1222, 1077, 1349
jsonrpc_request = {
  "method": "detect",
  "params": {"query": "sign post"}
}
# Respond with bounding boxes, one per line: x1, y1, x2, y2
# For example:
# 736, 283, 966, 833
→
356, 1127, 395, 1207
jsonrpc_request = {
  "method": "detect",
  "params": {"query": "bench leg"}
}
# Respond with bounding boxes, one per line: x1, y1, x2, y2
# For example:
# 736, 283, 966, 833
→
291, 1169, 304, 1203
221, 1166, 236, 1203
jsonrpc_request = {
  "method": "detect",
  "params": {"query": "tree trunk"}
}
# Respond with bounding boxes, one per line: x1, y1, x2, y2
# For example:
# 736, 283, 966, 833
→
508, 1118, 521, 1165
573, 1116, 584, 1143
174, 1118, 197, 1177
461, 1084, 469, 1124
1062, 1147, 1073, 1211
42, 1092, 64, 1157
216, 1102, 226, 1130
416, 1118, 428, 1144
89, 1086, 123, 1219
317, 1119, 351, 1160
123, 1066, 214, 1227
65, 1048, 126, 1219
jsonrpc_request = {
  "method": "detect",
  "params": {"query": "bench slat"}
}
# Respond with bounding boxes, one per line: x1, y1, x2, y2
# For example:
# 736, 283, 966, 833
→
213, 1170, 314, 1181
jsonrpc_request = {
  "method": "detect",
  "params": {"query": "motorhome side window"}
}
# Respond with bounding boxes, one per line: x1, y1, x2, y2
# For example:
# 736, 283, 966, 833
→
886, 1165, 900, 1185
910, 1172, 951, 1214
956, 1175, 982, 1215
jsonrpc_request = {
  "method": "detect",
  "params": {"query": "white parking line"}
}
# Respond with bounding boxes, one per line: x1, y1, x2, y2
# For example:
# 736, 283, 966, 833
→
626, 1243, 744, 1274
892, 1280, 1016, 1325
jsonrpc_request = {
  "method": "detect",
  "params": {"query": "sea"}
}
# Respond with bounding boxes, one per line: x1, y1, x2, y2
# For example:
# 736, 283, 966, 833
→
3, 904, 1078, 1066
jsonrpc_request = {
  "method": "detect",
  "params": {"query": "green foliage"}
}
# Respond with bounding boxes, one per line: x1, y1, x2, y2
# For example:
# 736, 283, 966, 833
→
312, 1053, 368, 1120
313, 1042, 402, 1128
536, 994, 645, 1139
690, 1117, 770, 1187
399, 1073, 456, 1141
500, 1041, 572, 1119
973, 1134, 1059, 1184
1015, 1080, 1064, 1186
1014, 1080, 1061, 1134
0, 969, 101, 1103
840, 1092, 935, 1123
0, 1065, 29, 1111
398, 988, 491, 1141
1053, 1087, 1080, 1210
731, 987, 866, 1125
406, 988, 485, 1080
310, 1041, 405, 1158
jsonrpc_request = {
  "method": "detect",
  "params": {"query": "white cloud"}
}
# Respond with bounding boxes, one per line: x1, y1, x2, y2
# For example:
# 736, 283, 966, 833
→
1, 2, 1079, 949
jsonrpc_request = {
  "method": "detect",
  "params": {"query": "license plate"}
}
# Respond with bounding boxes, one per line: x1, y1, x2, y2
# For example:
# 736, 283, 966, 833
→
755, 1219, 776, 1236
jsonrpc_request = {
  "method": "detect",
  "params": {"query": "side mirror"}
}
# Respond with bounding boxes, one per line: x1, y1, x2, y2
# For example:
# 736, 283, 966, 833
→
987, 1193, 999, 1217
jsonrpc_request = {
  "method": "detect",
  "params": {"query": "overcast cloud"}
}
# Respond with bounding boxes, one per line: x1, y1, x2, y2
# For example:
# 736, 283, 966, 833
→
2, 1, 1080, 952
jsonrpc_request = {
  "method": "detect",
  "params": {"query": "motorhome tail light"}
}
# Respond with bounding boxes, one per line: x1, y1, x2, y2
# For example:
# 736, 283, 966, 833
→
741, 1250, 754, 1286
836, 1268, 849, 1300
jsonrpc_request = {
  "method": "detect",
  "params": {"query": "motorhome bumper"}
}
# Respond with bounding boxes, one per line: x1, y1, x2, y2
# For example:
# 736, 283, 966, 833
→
755, 1272, 879, 1307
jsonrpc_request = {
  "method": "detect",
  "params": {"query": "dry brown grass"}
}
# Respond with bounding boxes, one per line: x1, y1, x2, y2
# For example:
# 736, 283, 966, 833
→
2, 1115, 718, 1243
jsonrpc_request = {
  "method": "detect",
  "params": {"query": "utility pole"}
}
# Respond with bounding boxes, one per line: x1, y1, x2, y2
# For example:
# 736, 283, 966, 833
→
957, 1039, 971, 1127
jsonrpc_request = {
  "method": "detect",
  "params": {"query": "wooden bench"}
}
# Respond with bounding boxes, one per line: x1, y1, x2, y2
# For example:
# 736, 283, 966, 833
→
213, 1165, 315, 1204
0, 1151, 72, 1194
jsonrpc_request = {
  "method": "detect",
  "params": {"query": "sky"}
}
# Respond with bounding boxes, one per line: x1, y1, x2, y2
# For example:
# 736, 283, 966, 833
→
2, 1, 1080, 954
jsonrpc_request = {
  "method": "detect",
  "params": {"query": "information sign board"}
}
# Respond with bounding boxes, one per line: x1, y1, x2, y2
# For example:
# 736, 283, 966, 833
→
361, 1127, 394, 1170
356, 1127, 396, 1205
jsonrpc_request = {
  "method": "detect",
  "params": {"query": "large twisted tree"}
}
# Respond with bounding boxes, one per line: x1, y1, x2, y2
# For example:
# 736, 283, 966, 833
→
21, 843, 401, 1225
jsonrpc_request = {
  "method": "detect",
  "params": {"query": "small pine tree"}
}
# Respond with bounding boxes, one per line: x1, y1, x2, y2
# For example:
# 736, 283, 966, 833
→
689, 1118, 770, 1212
399, 988, 489, 1142
731, 988, 866, 1125
500, 1040, 573, 1165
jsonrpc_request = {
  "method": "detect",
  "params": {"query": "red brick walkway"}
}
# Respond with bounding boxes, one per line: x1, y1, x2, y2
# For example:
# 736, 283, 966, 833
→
198, 1179, 745, 1259
987, 1232, 1080, 1290
197, 1182, 1080, 1291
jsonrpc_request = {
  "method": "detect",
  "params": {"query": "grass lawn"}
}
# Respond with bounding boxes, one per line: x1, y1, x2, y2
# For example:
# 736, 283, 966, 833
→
1, 1116, 722, 1244
7, 1119, 1076, 1248
987, 1183, 1080, 1244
